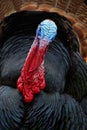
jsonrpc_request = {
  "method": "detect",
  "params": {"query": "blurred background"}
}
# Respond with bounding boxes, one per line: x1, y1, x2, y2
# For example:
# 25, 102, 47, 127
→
0, 0, 87, 61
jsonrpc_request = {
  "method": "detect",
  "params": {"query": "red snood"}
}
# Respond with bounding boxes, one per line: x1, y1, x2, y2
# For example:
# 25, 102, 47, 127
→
17, 37, 49, 102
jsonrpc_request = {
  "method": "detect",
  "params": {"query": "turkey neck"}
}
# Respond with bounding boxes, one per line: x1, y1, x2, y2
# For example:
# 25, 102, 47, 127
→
17, 37, 49, 102
23, 37, 48, 73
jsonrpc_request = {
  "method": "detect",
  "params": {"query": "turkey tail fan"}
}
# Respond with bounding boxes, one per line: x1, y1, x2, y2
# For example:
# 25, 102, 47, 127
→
0, 86, 25, 130
65, 52, 87, 101
0, 11, 79, 52
19, 92, 86, 130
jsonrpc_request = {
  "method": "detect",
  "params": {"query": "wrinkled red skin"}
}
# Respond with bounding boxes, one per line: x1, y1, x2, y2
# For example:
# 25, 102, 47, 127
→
17, 37, 49, 102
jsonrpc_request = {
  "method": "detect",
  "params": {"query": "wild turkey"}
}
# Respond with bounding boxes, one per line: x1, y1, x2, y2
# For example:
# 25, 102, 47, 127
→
0, 11, 87, 130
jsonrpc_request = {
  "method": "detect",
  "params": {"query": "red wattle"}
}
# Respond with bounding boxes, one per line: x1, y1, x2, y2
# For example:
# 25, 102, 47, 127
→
40, 80, 46, 89
17, 77, 23, 92
24, 93, 34, 103
17, 38, 48, 102
32, 86, 40, 94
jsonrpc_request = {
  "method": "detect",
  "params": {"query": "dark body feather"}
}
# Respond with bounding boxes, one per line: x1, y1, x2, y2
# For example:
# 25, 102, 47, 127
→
0, 11, 87, 130
65, 52, 87, 101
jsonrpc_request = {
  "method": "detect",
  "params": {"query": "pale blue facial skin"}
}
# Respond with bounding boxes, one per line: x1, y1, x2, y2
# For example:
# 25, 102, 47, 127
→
36, 19, 57, 43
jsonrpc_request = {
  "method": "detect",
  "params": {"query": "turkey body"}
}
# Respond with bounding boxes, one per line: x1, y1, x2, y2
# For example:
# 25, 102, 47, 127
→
0, 11, 87, 130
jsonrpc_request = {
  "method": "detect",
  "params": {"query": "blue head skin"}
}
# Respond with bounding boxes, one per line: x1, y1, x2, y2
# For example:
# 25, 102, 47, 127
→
36, 19, 57, 43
